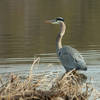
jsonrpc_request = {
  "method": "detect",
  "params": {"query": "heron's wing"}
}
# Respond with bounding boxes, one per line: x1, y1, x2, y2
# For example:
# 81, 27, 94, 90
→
57, 46, 86, 70
65, 46, 85, 62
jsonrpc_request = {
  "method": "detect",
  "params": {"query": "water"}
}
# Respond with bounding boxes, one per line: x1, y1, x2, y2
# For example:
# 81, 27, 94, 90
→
0, 0, 100, 93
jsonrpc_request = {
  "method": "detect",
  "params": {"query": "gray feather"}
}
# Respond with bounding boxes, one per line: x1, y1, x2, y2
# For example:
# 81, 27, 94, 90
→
57, 46, 87, 72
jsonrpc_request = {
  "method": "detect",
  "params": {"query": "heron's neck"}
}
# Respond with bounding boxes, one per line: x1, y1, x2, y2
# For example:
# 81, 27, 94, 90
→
56, 22, 66, 49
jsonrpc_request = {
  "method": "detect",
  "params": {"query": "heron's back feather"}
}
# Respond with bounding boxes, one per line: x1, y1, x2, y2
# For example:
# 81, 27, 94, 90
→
57, 46, 87, 71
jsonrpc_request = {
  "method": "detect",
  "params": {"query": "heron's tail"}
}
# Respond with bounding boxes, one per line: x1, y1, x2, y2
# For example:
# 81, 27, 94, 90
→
76, 65, 87, 71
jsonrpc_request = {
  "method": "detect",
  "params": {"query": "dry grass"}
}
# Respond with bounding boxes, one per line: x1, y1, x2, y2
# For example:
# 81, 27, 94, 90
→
0, 57, 100, 100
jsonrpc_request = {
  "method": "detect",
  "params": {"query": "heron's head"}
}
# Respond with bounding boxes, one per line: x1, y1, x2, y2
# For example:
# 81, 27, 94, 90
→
45, 17, 64, 24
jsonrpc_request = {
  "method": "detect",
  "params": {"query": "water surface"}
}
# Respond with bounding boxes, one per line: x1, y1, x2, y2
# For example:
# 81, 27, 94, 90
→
0, 0, 100, 93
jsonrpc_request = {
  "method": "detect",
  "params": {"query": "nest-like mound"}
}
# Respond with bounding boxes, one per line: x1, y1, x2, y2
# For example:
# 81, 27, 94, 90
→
0, 58, 99, 100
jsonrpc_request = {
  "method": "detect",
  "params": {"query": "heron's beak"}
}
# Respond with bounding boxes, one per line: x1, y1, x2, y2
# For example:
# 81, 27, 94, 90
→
45, 19, 57, 24
45, 20, 53, 24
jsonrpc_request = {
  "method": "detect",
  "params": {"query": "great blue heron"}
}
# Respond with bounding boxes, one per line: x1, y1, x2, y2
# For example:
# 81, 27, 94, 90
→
46, 17, 87, 72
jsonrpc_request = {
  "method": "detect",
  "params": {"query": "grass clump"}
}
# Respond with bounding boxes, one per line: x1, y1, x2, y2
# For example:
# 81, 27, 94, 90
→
0, 57, 99, 100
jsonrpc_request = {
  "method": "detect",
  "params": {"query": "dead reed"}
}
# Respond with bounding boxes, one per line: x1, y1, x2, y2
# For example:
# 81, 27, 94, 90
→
0, 57, 100, 100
